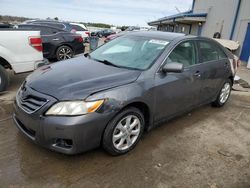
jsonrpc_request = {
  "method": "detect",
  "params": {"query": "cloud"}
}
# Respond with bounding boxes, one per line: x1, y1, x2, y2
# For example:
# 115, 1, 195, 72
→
0, 0, 193, 26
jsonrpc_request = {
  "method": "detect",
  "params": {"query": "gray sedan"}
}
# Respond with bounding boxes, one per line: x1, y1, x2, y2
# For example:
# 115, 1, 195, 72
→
13, 31, 234, 155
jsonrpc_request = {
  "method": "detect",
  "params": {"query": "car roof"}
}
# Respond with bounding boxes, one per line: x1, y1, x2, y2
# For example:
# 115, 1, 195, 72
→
125, 31, 187, 41
18, 24, 65, 32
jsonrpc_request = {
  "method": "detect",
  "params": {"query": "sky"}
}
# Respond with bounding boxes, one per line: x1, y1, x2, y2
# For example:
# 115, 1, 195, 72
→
0, 0, 193, 26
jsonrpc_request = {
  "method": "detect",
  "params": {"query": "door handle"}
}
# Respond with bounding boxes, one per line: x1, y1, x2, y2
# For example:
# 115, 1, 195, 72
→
52, 38, 59, 41
193, 71, 201, 78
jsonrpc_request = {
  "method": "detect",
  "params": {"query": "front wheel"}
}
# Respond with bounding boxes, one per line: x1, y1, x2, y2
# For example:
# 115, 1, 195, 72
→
56, 45, 73, 61
212, 79, 232, 107
102, 107, 145, 155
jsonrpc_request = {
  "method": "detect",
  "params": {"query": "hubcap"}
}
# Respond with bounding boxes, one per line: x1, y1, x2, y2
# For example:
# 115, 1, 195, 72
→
112, 115, 141, 151
219, 82, 231, 104
58, 47, 72, 60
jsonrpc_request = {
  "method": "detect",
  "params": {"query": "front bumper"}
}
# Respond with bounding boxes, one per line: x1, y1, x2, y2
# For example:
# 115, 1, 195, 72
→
13, 98, 113, 155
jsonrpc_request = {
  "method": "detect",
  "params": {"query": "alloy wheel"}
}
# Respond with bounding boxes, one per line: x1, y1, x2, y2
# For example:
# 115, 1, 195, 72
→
112, 115, 141, 151
58, 47, 73, 60
219, 82, 231, 104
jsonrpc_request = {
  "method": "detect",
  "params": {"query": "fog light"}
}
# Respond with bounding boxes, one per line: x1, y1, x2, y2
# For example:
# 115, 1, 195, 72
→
54, 138, 73, 149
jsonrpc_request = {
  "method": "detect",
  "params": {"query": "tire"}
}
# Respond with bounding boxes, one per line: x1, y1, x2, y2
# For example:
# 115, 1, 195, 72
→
212, 79, 232, 107
102, 107, 145, 156
56, 45, 73, 61
0, 65, 9, 92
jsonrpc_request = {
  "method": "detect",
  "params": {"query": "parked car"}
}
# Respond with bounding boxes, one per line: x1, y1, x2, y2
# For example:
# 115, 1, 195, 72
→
0, 23, 13, 28
70, 22, 90, 40
125, 26, 141, 31
95, 29, 116, 38
0, 30, 46, 91
104, 31, 127, 43
14, 31, 235, 155
18, 24, 85, 61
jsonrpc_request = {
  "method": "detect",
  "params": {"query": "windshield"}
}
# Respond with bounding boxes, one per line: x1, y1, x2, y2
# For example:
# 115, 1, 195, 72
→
90, 36, 169, 70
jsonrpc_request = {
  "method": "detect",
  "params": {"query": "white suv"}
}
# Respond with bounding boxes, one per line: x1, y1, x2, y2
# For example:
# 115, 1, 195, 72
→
70, 23, 90, 39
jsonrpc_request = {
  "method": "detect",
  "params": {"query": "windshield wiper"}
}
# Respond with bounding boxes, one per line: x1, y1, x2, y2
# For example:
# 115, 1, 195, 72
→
93, 58, 141, 70
95, 59, 121, 68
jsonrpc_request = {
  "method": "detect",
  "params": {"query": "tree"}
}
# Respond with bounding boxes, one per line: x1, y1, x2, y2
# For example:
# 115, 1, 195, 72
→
54, 17, 59, 21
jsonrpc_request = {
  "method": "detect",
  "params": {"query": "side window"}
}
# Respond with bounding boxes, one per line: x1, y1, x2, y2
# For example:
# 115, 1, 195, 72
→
71, 24, 86, 31
36, 27, 59, 35
198, 41, 227, 63
33, 26, 50, 35
42, 23, 65, 30
166, 41, 196, 67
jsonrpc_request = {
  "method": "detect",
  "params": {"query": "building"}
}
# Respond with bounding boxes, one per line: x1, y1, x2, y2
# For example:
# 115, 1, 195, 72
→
148, 0, 250, 62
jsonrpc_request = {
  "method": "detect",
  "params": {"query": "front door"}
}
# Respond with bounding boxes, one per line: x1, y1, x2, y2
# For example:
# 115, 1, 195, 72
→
154, 40, 202, 122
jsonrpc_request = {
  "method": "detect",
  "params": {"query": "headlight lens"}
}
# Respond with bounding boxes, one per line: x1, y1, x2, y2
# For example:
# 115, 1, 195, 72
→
45, 100, 104, 116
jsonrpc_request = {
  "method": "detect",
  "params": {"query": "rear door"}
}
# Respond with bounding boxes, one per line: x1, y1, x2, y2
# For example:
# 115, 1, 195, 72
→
154, 40, 203, 121
196, 40, 229, 103
35, 26, 62, 58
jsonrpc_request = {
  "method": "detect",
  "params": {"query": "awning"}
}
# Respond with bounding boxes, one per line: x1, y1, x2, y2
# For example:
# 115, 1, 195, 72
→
148, 11, 207, 26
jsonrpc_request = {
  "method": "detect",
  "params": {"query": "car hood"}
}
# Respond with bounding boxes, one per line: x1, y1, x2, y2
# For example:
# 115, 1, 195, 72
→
26, 56, 141, 100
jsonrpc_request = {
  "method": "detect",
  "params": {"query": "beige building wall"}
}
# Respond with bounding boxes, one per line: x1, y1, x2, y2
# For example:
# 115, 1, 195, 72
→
193, 0, 237, 38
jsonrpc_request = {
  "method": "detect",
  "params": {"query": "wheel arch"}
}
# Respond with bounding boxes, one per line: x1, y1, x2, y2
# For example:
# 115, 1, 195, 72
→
116, 101, 152, 131
56, 43, 73, 52
228, 75, 234, 85
0, 56, 12, 69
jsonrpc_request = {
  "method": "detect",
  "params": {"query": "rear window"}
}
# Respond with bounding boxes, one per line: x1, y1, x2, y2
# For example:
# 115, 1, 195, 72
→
33, 26, 59, 35
18, 25, 33, 30
71, 24, 86, 31
18, 25, 60, 35
45, 23, 65, 30
198, 41, 227, 63
32, 22, 66, 30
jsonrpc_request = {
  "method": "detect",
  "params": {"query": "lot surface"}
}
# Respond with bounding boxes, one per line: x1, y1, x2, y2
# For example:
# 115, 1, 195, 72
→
0, 65, 249, 188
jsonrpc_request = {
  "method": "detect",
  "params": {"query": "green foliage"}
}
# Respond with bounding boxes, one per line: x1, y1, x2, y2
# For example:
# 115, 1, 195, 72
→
80, 22, 112, 28
0, 15, 30, 23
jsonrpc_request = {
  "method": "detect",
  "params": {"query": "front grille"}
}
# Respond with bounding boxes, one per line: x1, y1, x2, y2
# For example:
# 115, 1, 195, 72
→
17, 85, 49, 114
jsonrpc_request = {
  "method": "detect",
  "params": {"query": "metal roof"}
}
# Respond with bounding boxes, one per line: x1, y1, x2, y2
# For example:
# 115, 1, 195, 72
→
148, 11, 207, 25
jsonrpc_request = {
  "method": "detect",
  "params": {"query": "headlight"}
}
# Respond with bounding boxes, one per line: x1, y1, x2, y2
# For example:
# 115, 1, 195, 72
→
45, 100, 104, 116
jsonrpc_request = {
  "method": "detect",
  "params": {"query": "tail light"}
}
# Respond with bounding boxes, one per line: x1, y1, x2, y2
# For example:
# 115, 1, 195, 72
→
237, 59, 241, 68
29, 37, 43, 52
75, 36, 83, 43
233, 58, 241, 69
85, 31, 90, 36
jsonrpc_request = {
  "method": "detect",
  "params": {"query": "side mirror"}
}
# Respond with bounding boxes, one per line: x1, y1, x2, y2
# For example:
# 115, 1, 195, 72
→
162, 62, 184, 73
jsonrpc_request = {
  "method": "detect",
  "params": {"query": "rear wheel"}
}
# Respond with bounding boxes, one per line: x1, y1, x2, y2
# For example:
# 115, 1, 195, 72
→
102, 107, 144, 155
212, 79, 232, 107
56, 45, 73, 61
0, 65, 9, 92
